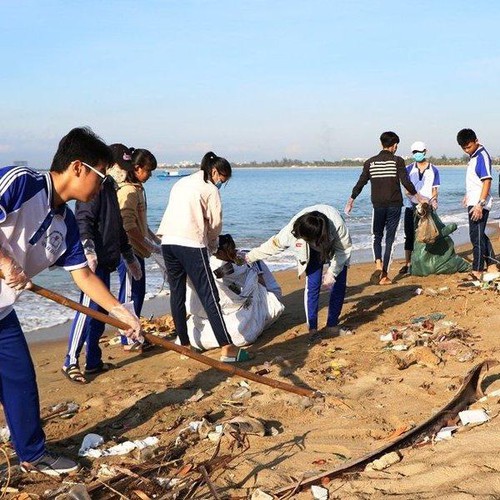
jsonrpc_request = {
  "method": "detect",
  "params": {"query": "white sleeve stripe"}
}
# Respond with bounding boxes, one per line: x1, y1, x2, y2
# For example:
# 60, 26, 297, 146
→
0, 168, 40, 196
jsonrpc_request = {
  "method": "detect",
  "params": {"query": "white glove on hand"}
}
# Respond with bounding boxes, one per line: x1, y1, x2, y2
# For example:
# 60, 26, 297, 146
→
125, 255, 143, 281
82, 239, 98, 272
109, 301, 143, 341
0, 247, 32, 290
322, 269, 336, 290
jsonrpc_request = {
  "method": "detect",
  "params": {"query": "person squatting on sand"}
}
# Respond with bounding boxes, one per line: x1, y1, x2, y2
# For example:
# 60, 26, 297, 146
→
185, 234, 285, 350
456, 128, 498, 279
400, 141, 441, 275
62, 150, 142, 384
158, 152, 252, 363
112, 144, 162, 351
245, 204, 352, 344
0, 127, 141, 476
345, 131, 422, 285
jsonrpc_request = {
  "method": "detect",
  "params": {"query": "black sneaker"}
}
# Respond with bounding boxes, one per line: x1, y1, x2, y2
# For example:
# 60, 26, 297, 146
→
21, 452, 79, 476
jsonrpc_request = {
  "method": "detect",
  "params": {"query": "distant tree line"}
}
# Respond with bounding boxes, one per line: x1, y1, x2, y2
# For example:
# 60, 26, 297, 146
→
163, 155, 500, 169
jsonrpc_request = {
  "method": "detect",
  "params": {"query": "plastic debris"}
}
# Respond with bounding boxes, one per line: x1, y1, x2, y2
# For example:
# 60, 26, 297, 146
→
231, 386, 252, 400
80, 436, 159, 458
67, 484, 92, 500
79, 433, 104, 456
311, 484, 329, 499
187, 388, 205, 403
251, 489, 274, 500
435, 425, 459, 441
0, 426, 10, 443
391, 344, 409, 351
226, 416, 266, 436
459, 409, 490, 426
365, 451, 401, 471
415, 288, 423, 295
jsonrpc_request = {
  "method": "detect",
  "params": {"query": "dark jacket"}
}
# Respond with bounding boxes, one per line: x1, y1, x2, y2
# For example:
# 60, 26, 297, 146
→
351, 150, 417, 208
75, 179, 133, 271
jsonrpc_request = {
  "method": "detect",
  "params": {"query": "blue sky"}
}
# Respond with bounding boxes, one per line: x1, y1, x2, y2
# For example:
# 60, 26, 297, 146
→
1, 0, 500, 165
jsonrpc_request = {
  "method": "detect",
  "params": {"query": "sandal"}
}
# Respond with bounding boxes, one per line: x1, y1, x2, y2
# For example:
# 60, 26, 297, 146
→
220, 349, 254, 363
61, 364, 87, 385
398, 265, 410, 275
84, 362, 114, 375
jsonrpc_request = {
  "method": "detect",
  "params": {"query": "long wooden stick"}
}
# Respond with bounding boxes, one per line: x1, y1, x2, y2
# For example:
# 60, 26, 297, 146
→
24, 281, 317, 397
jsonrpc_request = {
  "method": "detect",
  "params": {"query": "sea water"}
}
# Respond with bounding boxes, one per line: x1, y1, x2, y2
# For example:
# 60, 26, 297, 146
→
16, 166, 498, 333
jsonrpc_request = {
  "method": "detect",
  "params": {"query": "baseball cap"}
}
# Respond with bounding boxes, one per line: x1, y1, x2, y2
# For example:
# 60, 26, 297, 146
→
411, 141, 426, 152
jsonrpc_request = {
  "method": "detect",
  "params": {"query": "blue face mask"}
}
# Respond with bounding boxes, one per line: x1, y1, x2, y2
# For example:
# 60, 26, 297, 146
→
413, 152, 426, 162
214, 181, 223, 189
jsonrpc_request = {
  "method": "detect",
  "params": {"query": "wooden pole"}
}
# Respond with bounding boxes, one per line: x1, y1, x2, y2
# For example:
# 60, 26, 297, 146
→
18, 280, 317, 398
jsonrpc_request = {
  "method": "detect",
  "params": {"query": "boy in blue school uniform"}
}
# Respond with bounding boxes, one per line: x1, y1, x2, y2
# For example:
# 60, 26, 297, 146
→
0, 127, 142, 476
457, 128, 498, 278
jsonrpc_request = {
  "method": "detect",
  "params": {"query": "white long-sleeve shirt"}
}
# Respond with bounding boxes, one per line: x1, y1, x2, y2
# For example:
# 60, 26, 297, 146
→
158, 170, 222, 250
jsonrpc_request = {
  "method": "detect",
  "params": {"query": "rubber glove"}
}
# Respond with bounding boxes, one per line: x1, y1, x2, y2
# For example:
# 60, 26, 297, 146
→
322, 269, 336, 290
0, 246, 32, 290
82, 239, 98, 272
109, 301, 143, 341
124, 254, 143, 281
144, 238, 162, 255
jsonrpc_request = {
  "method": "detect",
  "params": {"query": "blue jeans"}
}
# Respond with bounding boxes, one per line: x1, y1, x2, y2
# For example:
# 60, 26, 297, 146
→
0, 310, 45, 462
305, 249, 348, 331
372, 206, 402, 273
468, 207, 495, 271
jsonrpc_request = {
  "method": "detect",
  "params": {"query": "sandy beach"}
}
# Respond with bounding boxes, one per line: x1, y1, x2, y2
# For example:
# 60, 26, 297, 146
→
1, 238, 500, 499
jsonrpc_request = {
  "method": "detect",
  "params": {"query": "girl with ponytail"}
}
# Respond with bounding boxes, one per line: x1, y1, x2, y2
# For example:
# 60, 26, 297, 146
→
158, 152, 251, 363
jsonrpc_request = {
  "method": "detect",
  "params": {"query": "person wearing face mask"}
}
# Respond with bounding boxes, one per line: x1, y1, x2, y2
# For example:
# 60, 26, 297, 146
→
158, 152, 250, 363
399, 141, 441, 275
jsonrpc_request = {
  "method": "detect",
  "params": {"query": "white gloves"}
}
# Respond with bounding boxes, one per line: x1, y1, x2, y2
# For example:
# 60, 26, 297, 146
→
124, 255, 143, 281
109, 301, 143, 341
82, 239, 98, 272
0, 246, 32, 291
322, 269, 336, 290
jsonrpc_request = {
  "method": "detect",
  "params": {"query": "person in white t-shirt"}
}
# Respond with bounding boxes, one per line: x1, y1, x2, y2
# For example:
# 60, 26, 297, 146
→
457, 128, 497, 278
400, 141, 441, 274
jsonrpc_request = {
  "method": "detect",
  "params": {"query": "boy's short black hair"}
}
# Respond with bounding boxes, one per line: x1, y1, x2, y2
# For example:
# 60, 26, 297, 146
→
380, 131, 400, 148
457, 128, 477, 147
50, 127, 113, 172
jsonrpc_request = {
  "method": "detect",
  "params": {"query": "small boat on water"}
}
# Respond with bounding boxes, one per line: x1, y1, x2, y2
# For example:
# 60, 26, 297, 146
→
157, 170, 191, 179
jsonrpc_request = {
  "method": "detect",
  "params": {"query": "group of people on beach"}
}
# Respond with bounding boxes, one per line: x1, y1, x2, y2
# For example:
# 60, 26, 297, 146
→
0, 125, 496, 476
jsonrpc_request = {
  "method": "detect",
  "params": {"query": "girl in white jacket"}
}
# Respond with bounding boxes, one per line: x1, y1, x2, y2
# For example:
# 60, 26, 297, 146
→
245, 205, 352, 343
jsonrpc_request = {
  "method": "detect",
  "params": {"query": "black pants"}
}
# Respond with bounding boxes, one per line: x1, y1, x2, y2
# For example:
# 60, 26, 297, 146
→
468, 208, 495, 272
162, 245, 232, 347
404, 207, 417, 252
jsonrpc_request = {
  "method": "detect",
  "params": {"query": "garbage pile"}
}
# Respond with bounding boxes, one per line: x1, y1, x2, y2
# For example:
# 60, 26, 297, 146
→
379, 313, 477, 368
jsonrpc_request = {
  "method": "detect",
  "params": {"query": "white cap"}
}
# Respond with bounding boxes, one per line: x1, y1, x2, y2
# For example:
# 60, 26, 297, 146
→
411, 141, 426, 152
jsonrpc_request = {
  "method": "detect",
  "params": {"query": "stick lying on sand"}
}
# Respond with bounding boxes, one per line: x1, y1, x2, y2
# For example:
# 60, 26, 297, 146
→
18, 278, 319, 398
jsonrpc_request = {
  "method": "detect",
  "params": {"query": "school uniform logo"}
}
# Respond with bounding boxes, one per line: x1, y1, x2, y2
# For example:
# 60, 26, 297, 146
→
42, 231, 64, 254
